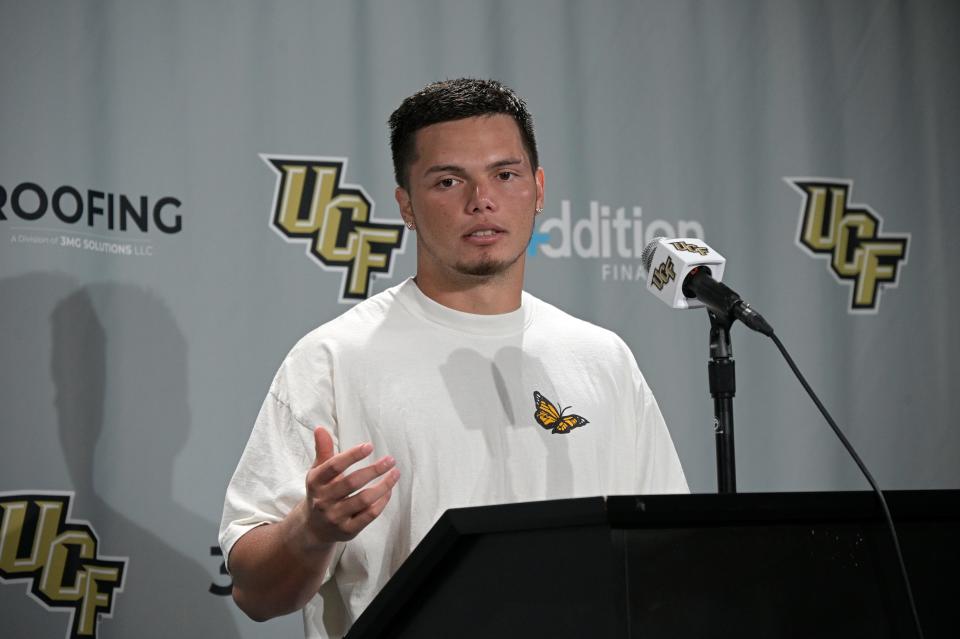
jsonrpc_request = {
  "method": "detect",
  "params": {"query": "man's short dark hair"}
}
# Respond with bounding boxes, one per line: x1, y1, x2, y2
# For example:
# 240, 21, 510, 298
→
388, 78, 539, 191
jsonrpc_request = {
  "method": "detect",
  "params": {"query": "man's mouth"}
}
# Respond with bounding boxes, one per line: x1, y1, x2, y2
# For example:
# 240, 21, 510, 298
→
463, 223, 506, 239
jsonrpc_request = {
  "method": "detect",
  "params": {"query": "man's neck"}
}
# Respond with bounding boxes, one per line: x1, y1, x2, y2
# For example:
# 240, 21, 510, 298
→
412, 269, 523, 315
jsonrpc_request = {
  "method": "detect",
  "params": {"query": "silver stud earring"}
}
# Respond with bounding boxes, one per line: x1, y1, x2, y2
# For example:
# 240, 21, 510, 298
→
535, 207, 544, 215
405, 221, 416, 230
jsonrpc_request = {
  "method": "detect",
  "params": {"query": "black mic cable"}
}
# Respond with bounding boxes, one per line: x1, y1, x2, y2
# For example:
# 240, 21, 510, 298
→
765, 327, 925, 639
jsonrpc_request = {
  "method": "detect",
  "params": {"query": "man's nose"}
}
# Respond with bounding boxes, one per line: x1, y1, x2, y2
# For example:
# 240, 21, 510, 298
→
466, 181, 496, 215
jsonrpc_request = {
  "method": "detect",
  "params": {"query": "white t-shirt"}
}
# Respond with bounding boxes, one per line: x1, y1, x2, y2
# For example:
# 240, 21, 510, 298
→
220, 279, 688, 637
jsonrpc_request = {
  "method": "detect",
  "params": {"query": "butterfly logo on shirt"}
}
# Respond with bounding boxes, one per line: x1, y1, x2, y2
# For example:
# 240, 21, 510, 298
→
533, 391, 590, 434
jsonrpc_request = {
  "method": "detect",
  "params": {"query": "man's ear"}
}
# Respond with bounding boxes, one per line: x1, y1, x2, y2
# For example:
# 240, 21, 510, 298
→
395, 186, 414, 228
535, 166, 546, 211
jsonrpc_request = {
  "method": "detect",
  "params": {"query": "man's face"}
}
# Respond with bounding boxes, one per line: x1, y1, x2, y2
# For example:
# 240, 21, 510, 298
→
395, 114, 544, 285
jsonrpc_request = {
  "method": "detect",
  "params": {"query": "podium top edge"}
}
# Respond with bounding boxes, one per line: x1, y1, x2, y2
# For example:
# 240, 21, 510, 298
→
604, 489, 960, 527
434, 490, 960, 533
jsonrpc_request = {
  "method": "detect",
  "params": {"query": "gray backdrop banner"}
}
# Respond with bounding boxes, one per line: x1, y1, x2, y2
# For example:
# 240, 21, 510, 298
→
2, 1, 958, 637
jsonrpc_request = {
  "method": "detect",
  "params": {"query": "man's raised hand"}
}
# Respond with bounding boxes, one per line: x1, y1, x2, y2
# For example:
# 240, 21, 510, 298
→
303, 426, 399, 542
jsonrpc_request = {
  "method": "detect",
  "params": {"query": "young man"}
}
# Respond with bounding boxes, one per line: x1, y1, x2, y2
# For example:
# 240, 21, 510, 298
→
220, 78, 688, 637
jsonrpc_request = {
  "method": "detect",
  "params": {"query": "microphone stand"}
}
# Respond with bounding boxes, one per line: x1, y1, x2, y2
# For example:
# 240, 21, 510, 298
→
707, 310, 737, 493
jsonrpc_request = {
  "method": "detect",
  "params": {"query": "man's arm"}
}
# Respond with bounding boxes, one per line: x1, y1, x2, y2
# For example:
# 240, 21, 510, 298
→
227, 426, 399, 621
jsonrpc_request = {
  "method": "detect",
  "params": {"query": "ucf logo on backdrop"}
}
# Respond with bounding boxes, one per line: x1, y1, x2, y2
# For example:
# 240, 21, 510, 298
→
0, 492, 126, 638
263, 155, 406, 302
788, 178, 909, 313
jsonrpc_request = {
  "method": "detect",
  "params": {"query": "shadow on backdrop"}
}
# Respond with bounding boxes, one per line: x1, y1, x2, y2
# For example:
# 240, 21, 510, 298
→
38, 279, 240, 637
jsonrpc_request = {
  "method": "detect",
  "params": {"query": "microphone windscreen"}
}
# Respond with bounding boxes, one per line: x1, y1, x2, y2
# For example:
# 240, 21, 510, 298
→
640, 237, 664, 273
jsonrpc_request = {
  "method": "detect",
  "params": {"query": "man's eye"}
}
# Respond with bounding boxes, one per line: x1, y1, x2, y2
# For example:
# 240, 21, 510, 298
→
438, 178, 457, 188
497, 171, 515, 181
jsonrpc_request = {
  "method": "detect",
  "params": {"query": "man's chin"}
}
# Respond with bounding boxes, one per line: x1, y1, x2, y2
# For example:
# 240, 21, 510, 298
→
454, 259, 512, 278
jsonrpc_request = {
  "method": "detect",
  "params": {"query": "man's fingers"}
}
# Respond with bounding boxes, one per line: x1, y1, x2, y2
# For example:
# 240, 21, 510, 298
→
359, 485, 394, 522
311, 441, 374, 484
304, 467, 399, 541
343, 483, 396, 536
312, 426, 336, 468
323, 456, 396, 501
302, 437, 398, 541
334, 468, 400, 520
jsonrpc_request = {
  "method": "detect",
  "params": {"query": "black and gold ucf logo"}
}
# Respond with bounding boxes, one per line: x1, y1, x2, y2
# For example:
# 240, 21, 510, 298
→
669, 240, 709, 256
264, 155, 406, 302
789, 179, 909, 313
0, 493, 126, 638
651, 256, 676, 291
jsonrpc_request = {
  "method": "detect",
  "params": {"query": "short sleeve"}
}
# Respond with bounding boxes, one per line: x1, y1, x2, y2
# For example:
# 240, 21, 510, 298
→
218, 338, 341, 574
629, 347, 690, 494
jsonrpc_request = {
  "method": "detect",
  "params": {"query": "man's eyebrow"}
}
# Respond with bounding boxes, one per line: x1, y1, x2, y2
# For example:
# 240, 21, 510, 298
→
488, 158, 525, 170
423, 164, 465, 176
422, 158, 526, 176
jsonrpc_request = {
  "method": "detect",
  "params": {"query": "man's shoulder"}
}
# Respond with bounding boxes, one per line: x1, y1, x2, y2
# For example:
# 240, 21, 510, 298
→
525, 291, 630, 352
293, 279, 410, 351
266, 280, 411, 389
267, 280, 411, 398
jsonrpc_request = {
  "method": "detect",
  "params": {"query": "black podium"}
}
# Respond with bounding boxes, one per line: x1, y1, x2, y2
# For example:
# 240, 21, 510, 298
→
345, 491, 959, 639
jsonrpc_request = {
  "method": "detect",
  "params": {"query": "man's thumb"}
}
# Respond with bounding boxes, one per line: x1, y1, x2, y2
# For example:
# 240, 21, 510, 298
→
312, 426, 334, 467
